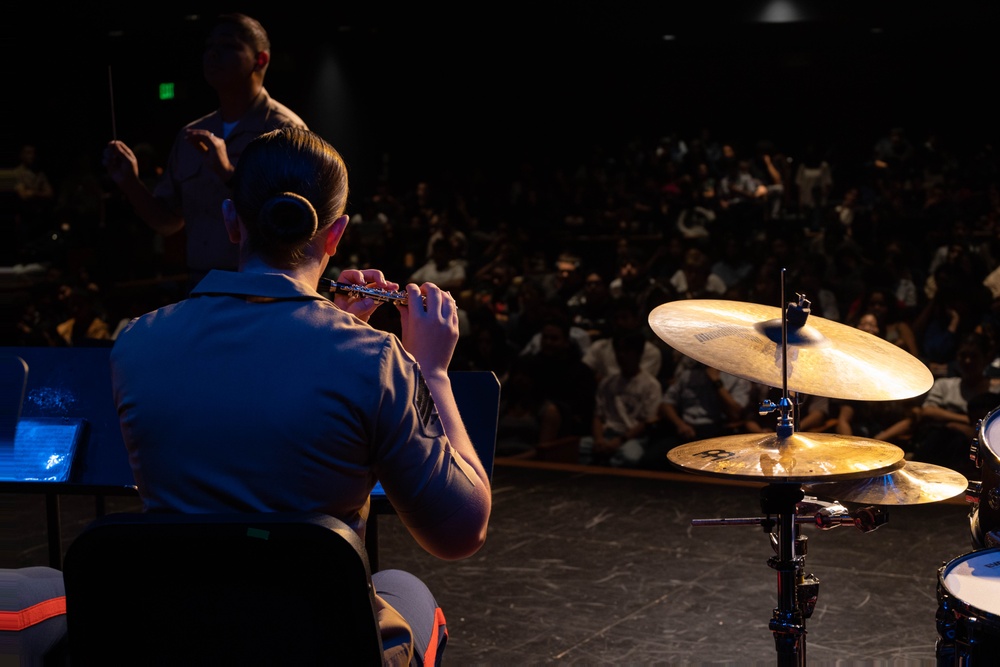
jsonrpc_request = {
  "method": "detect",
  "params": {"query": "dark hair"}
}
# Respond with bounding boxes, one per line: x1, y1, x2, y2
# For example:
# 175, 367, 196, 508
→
230, 128, 349, 268
855, 310, 886, 338
612, 327, 646, 355
959, 331, 993, 359
214, 13, 270, 54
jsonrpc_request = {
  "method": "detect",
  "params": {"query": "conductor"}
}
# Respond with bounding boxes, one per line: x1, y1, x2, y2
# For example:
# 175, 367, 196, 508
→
103, 13, 307, 286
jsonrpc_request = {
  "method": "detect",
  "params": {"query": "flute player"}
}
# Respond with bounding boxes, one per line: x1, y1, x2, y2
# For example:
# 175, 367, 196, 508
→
110, 127, 492, 666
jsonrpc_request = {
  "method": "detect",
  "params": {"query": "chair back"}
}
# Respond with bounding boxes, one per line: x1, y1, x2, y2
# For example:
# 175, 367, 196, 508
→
63, 511, 383, 666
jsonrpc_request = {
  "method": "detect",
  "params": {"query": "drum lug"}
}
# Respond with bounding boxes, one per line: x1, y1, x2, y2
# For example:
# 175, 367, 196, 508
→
986, 530, 1000, 549
989, 485, 1000, 512
967, 479, 982, 506
970, 435, 982, 468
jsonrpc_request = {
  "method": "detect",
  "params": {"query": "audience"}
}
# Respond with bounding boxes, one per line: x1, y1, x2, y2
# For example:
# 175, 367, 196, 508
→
7, 119, 1000, 473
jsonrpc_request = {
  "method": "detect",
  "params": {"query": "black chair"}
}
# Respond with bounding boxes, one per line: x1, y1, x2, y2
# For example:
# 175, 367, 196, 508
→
62, 511, 383, 666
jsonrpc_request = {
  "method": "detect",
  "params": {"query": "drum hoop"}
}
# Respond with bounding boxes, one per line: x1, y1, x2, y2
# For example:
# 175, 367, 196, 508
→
940, 548, 1000, 625
979, 405, 1000, 460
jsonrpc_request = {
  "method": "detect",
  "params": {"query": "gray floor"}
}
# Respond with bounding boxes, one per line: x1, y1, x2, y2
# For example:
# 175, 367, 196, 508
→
378, 461, 974, 666
2, 459, 981, 666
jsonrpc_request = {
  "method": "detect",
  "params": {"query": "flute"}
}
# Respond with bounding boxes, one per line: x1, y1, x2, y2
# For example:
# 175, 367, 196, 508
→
318, 277, 416, 305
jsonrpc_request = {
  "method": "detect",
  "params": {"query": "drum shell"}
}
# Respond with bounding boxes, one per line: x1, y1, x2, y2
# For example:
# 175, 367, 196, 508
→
973, 409, 1000, 544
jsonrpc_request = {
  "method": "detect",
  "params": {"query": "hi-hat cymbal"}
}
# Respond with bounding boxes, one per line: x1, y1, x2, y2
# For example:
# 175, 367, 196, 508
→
803, 460, 969, 505
648, 299, 934, 401
666, 431, 906, 482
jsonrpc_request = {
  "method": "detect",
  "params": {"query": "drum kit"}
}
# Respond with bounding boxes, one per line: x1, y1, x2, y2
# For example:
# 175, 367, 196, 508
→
647, 275, 996, 665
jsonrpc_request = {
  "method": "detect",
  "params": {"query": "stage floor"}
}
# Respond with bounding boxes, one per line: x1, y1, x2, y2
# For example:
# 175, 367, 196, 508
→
2, 459, 979, 665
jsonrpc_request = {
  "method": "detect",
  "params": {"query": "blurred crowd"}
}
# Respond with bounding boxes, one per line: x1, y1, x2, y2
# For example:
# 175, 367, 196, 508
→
5, 121, 1000, 477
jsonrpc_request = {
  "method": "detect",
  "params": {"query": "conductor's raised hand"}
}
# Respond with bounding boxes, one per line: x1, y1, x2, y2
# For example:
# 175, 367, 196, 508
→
398, 282, 459, 376
102, 140, 139, 185
184, 129, 234, 182
333, 269, 398, 323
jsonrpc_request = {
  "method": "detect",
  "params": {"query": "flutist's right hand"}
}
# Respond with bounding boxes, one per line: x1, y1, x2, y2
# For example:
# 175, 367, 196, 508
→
103, 141, 139, 185
397, 282, 459, 378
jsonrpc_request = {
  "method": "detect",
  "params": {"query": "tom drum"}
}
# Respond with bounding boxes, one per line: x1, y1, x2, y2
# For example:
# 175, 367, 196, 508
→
971, 407, 1000, 548
936, 547, 1000, 664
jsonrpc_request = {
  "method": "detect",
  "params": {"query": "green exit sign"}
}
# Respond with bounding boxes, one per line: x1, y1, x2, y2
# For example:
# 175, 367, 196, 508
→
159, 83, 175, 100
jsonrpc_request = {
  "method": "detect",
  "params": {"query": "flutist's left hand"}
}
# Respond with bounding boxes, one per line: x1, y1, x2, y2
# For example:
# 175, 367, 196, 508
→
184, 129, 234, 183
333, 269, 398, 323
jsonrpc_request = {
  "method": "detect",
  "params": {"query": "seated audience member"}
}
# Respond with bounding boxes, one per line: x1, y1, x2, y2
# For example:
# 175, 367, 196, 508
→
494, 367, 551, 456
711, 234, 755, 299
451, 307, 518, 382
470, 259, 520, 325
546, 251, 587, 309
579, 329, 663, 468
110, 128, 491, 666
831, 308, 917, 446
568, 272, 616, 341
913, 263, 985, 377
669, 246, 727, 299
503, 312, 598, 445
657, 354, 751, 446
55, 288, 112, 346
846, 286, 919, 357
409, 237, 467, 292
833, 396, 914, 444
609, 252, 671, 318
880, 333, 998, 478
518, 310, 592, 358
582, 298, 662, 384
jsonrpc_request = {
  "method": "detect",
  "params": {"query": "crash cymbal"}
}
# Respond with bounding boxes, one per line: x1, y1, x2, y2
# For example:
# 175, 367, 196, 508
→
648, 299, 934, 401
803, 460, 968, 505
666, 431, 906, 483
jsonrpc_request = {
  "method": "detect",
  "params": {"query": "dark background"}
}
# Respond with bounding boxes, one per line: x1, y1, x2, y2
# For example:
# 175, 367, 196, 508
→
6, 2, 1000, 200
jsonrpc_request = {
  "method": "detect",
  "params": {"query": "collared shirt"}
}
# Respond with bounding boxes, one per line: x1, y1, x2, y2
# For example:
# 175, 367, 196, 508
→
153, 89, 308, 274
111, 271, 471, 545
663, 368, 751, 426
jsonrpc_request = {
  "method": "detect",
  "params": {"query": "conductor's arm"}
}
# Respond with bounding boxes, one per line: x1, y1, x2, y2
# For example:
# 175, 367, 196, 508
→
103, 140, 185, 236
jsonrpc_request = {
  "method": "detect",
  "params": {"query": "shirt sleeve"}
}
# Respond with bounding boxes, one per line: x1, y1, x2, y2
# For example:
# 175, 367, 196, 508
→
370, 338, 477, 533
922, 379, 949, 409
150, 131, 186, 214
663, 371, 684, 406
641, 376, 663, 421
640, 343, 662, 378
723, 374, 751, 409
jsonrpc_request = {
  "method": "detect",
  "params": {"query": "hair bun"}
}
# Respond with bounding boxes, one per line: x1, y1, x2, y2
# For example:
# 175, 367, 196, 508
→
257, 192, 318, 246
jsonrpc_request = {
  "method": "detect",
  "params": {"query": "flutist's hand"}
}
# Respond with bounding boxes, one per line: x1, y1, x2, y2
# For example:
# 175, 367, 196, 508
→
103, 140, 139, 185
333, 269, 397, 323
184, 129, 234, 183
398, 282, 459, 377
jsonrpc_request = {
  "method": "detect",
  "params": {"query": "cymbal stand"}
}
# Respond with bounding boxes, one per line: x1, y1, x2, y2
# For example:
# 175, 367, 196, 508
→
765, 275, 811, 664
680, 271, 892, 664
759, 274, 815, 664
693, 493, 889, 665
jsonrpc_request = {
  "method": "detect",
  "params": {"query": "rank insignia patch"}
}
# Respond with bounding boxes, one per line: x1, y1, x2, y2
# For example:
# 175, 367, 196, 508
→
414, 372, 444, 437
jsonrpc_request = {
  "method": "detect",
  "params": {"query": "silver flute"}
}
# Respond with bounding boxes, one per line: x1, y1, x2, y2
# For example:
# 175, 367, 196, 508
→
318, 277, 416, 304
